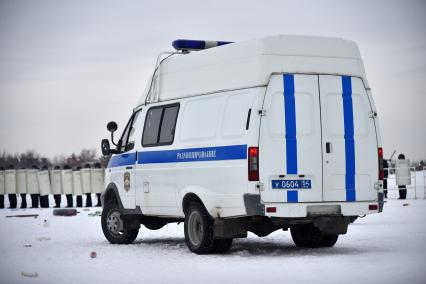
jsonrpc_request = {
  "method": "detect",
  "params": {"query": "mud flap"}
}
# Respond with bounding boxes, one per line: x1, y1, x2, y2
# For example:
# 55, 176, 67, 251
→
214, 218, 247, 239
312, 216, 349, 235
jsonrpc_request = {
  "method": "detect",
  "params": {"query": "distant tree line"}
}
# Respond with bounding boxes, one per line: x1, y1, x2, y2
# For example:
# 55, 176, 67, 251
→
0, 149, 109, 169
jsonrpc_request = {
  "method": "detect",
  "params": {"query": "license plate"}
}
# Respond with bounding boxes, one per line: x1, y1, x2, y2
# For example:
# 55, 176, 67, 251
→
271, 179, 312, 189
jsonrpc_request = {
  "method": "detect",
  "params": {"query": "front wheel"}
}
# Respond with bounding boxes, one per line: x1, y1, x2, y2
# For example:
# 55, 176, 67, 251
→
101, 200, 139, 244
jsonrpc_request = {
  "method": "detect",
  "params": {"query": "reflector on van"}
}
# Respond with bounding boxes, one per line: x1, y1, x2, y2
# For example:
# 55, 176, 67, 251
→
378, 148, 384, 180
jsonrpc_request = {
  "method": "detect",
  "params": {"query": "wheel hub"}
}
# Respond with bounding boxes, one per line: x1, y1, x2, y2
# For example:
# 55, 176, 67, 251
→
188, 211, 203, 246
106, 210, 124, 236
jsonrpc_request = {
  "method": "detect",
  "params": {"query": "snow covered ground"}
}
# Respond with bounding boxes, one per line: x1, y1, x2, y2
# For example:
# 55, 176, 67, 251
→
1, 173, 425, 284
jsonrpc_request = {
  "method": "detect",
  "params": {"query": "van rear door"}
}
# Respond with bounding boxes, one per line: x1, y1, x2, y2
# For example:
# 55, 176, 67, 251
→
259, 74, 378, 204
259, 74, 323, 203
319, 75, 378, 202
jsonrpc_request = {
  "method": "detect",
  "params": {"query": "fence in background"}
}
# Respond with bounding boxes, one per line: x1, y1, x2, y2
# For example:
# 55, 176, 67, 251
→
0, 168, 105, 209
384, 167, 426, 199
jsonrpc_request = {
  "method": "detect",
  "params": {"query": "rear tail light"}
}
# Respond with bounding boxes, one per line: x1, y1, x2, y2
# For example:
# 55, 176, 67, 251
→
266, 207, 276, 213
369, 204, 378, 211
248, 147, 259, 181
378, 147, 384, 181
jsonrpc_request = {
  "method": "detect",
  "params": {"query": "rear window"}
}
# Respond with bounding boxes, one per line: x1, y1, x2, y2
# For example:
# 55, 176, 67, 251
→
142, 104, 179, 147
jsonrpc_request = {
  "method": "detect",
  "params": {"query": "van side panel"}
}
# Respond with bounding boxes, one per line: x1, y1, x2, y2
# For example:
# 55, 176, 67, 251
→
137, 88, 264, 218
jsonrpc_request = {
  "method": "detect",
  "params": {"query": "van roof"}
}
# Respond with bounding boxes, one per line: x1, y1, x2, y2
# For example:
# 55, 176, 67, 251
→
137, 35, 369, 106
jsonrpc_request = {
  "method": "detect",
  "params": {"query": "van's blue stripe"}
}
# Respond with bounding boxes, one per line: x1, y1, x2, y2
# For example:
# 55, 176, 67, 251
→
287, 191, 298, 203
107, 152, 137, 168
284, 74, 298, 175
138, 145, 247, 164
283, 74, 298, 203
108, 145, 247, 168
342, 76, 356, 201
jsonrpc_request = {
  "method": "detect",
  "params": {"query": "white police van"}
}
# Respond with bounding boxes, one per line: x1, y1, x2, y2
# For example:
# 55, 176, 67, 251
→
101, 35, 384, 254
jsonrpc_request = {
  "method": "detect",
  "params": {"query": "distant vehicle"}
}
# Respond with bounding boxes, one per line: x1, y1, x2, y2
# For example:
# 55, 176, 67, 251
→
100, 35, 384, 254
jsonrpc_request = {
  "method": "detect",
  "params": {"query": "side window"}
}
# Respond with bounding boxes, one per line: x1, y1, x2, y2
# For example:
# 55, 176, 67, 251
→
159, 106, 179, 144
142, 104, 179, 147
142, 108, 163, 146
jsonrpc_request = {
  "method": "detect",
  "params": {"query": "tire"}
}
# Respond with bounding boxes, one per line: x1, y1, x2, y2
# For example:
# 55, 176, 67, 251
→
291, 223, 339, 248
349, 216, 358, 223
212, 239, 233, 254
101, 200, 139, 244
184, 202, 216, 254
320, 234, 339, 247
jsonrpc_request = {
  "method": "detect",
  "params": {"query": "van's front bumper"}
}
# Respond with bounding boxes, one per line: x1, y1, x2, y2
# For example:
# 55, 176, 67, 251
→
244, 194, 380, 218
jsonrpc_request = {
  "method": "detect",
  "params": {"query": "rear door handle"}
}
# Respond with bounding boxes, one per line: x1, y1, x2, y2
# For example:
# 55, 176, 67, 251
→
326, 142, 332, 153
126, 166, 133, 170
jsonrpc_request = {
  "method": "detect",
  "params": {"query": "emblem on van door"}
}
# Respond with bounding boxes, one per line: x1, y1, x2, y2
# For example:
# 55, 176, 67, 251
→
124, 172, 131, 192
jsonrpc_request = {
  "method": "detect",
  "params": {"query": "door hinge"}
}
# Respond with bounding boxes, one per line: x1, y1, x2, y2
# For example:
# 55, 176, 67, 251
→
256, 182, 265, 191
369, 111, 377, 118
258, 109, 266, 116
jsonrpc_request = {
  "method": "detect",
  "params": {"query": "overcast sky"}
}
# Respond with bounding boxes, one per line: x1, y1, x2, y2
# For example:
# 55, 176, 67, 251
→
0, 0, 425, 160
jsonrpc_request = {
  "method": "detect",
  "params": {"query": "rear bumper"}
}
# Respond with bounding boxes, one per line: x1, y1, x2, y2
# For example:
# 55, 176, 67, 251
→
244, 194, 379, 218
264, 202, 379, 218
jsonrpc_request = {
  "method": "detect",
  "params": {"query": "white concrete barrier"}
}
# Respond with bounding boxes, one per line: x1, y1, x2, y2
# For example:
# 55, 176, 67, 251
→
72, 170, 83, 196
16, 169, 27, 194
80, 168, 92, 194
26, 169, 39, 194
61, 169, 73, 195
50, 170, 62, 195
37, 170, 51, 196
5, 169, 17, 194
0, 170, 5, 195
91, 168, 104, 194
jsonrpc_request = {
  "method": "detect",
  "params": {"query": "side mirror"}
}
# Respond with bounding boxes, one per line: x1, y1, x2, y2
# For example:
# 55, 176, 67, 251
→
107, 121, 118, 133
106, 121, 120, 147
101, 139, 111, 156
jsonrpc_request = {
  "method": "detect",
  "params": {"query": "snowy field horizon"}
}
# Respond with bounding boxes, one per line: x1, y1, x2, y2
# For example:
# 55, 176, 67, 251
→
0, 173, 425, 284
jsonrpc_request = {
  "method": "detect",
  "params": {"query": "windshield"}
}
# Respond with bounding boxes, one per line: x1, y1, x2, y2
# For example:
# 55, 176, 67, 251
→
119, 110, 141, 152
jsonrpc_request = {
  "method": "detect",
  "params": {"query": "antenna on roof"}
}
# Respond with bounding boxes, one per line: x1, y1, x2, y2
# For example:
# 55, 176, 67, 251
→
172, 39, 233, 52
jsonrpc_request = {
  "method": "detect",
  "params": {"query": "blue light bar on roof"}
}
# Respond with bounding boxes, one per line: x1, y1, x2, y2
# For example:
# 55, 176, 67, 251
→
172, 39, 233, 51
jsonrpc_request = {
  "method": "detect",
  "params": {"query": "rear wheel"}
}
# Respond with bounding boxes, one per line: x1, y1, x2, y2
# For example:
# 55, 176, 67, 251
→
101, 200, 139, 244
184, 202, 216, 254
290, 223, 338, 248
320, 234, 339, 247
